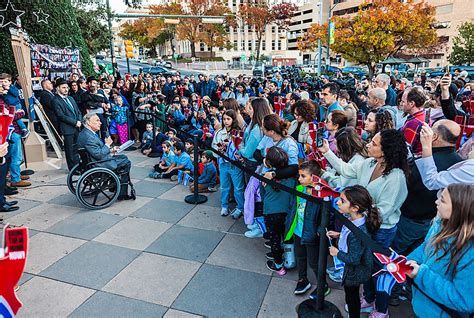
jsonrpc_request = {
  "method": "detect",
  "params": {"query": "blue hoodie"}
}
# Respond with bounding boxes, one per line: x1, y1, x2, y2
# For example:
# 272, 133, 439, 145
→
407, 218, 474, 317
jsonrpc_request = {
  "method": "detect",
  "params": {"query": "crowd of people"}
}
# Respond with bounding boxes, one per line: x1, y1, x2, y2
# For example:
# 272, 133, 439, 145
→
0, 64, 473, 318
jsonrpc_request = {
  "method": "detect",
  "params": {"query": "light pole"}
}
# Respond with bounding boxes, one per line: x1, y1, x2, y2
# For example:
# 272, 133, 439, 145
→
317, 0, 323, 75
106, 0, 116, 76
326, 3, 338, 71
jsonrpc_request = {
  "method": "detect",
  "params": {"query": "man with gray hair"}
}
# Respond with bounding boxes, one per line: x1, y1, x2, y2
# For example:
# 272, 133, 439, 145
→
367, 87, 402, 128
375, 73, 397, 106
77, 113, 133, 200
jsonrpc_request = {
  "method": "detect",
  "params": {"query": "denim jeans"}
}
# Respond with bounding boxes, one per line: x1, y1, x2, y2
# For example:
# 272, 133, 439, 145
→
363, 226, 397, 313
219, 161, 245, 210
391, 215, 431, 255
9, 132, 23, 183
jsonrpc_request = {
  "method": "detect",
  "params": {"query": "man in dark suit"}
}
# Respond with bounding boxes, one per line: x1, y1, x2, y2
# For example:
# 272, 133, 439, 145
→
38, 79, 61, 139
52, 78, 82, 170
77, 113, 132, 200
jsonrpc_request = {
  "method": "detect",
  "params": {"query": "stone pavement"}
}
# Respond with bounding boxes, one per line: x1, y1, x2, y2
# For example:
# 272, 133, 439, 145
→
1, 150, 415, 317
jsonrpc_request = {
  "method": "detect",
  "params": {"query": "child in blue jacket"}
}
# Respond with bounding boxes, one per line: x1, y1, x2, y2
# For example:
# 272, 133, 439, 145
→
190, 150, 217, 193
406, 184, 474, 318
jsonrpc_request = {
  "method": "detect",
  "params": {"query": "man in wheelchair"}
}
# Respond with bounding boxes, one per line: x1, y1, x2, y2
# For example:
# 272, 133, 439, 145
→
77, 113, 133, 201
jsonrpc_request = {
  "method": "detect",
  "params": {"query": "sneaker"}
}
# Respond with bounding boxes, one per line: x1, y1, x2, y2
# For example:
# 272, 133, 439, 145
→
244, 227, 263, 238
247, 223, 259, 230
170, 175, 178, 181
309, 284, 331, 299
10, 180, 31, 187
344, 304, 349, 313
220, 208, 229, 216
266, 260, 286, 275
230, 208, 243, 219
21, 129, 30, 139
148, 172, 161, 179
328, 269, 343, 283
264, 240, 271, 249
265, 252, 274, 260
368, 310, 389, 318
208, 186, 218, 192
360, 297, 375, 313
294, 279, 311, 295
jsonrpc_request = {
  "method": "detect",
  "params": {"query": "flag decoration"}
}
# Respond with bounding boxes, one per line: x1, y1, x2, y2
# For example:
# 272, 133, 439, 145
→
373, 250, 413, 284
230, 129, 244, 149
0, 104, 15, 144
273, 96, 286, 118
310, 175, 340, 199
202, 124, 209, 141
307, 151, 328, 170
356, 112, 365, 130
0, 225, 29, 316
177, 170, 193, 186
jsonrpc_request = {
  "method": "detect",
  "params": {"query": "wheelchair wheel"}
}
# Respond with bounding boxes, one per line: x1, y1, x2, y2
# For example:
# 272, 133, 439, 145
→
75, 167, 121, 210
67, 164, 83, 194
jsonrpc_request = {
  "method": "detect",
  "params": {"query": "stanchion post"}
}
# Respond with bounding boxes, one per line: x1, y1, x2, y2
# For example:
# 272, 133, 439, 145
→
184, 134, 208, 205
316, 197, 331, 309
295, 196, 341, 317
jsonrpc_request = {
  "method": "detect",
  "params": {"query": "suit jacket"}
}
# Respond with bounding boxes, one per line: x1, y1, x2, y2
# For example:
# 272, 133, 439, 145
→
52, 95, 82, 136
76, 127, 118, 170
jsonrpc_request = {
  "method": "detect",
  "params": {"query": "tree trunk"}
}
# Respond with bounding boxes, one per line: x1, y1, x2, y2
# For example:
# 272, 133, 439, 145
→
191, 42, 196, 58
210, 45, 214, 57
256, 33, 263, 61
367, 63, 375, 79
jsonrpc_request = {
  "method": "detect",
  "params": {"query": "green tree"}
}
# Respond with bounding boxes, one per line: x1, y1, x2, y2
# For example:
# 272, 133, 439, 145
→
0, 0, 94, 76
449, 21, 474, 66
74, 4, 109, 56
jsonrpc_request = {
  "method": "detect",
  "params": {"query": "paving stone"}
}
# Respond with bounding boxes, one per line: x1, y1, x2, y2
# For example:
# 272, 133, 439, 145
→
0, 198, 42, 220
135, 157, 159, 168
258, 277, 301, 318
227, 219, 248, 235
130, 166, 153, 179
128, 155, 150, 165
48, 193, 83, 208
97, 196, 153, 217
206, 234, 270, 275
158, 185, 190, 202
46, 211, 123, 240
27, 170, 67, 183
173, 264, 271, 318
13, 184, 69, 202
200, 191, 222, 208
132, 198, 195, 223
16, 276, 94, 318
164, 309, 204, 318
69, 291, 167, 318
19, 273, 34, 286
6, 203, 81, 231
26, 232, 86, 274
94, 217, 172, 250
146, 225, 224, 262
40, 241, 140, 289
28, 229, 39, 237
178, 205, 236, 232
103, 253, 201, 306
133, 180, 176, 198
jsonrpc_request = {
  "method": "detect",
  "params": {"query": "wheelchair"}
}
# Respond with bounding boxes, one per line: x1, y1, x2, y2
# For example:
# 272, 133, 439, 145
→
67, 148, 136, 210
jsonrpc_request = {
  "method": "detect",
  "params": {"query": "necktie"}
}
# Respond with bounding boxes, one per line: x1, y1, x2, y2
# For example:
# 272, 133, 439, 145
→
64, 97, 75, 113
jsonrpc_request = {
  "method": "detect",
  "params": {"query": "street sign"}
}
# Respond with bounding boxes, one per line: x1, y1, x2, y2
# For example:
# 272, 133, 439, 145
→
240, 54, 246, 62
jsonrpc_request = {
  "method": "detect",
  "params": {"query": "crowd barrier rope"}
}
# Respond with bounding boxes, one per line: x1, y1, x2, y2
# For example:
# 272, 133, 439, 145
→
134, 110, 461, 317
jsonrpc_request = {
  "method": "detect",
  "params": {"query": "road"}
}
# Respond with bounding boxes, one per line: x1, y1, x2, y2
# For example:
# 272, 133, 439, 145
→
115, 58, 199, 77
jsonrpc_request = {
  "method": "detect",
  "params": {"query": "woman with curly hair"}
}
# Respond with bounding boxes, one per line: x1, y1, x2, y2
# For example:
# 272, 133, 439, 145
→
319, 129, 409, 316
288, 99, 317, 147
407, 183, 474, 317
363, 109, 394, 141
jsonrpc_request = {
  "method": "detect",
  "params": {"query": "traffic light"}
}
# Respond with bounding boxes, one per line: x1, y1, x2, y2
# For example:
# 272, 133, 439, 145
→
124, 40, 134, 58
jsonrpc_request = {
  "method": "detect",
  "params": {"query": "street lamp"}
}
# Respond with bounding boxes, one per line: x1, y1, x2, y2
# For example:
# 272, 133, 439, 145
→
316, 1, 322, 75
106, 0, 116, 76
326, 3, 338, 70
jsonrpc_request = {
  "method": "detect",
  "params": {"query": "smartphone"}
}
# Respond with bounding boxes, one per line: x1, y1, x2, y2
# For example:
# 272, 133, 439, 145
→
444, 64, 450, 76
316, 128, 324, 148
425, 108, 431, 124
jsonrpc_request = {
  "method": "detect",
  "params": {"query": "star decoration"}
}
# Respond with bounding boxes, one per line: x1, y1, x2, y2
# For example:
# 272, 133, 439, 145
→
33, 9, 50, 24
0, 0, 25, 28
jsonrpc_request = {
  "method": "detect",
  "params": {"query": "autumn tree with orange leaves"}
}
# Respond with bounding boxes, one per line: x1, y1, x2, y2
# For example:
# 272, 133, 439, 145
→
239, 1, 297, 61
299, 0, 437, 77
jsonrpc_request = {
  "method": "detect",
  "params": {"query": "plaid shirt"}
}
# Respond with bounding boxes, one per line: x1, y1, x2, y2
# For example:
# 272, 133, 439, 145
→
401, 110, 426, 154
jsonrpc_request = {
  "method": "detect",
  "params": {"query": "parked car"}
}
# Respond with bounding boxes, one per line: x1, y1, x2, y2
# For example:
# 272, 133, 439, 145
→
252, 63, 264, 77
142, 66, 177, 76
342, 66, 369, 77
428, 66, 474, 82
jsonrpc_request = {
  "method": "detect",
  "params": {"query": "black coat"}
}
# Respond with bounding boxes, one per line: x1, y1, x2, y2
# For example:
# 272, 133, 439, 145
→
52, 95, 82, 136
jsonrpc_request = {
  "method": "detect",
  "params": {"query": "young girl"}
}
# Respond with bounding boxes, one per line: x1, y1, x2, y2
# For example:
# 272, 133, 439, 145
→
212, 110, 245, 217
327, 185, 382, 318
111, 95, 129, 145
262, 146, 296, 276
285, 161, 330, 297
406, 184, 474, 318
